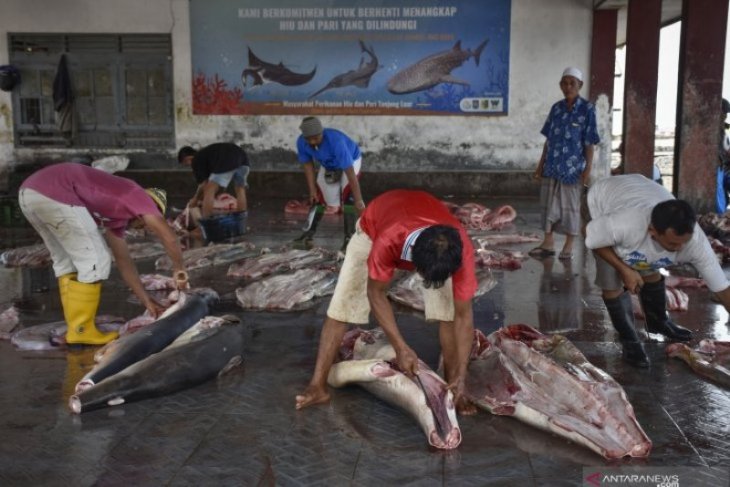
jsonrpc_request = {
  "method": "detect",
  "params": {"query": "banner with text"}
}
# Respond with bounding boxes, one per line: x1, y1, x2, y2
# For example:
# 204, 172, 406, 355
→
190, 0, 511, 115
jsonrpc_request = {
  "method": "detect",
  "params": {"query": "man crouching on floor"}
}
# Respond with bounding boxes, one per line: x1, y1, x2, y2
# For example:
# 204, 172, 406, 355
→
295, 189, 478, 415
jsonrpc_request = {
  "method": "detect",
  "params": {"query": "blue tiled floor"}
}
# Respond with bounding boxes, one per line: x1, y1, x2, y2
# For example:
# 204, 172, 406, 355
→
0, 196, 728, 486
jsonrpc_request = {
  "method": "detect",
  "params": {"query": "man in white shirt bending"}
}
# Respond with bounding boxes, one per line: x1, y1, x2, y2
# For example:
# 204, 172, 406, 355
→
585, 174, 730, 367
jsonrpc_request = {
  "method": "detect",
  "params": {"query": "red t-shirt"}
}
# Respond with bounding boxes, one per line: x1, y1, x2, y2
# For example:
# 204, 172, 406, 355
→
359, 190, 477, 301
20, 162, 161, 238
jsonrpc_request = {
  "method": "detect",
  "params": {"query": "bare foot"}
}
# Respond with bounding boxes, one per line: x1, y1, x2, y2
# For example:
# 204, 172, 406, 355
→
456, 396, 478, 416
295, 385, 330, 410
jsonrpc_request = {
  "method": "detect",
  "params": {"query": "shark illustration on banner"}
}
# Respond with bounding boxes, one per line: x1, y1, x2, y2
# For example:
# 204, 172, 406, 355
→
190, 0, 511, 116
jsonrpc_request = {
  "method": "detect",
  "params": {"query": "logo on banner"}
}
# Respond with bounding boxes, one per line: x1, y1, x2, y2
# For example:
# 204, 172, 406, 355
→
460, 97, 503, 112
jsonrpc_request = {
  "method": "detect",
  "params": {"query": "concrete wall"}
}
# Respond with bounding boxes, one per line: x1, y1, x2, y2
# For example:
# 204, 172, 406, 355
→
0, 0, 596, 194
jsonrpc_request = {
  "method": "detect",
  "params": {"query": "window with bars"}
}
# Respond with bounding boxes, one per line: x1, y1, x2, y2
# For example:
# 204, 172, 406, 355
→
9, 34, 174, 148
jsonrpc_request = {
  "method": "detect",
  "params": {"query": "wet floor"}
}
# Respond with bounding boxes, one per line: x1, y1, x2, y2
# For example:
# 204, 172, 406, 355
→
0, 196, 729, 486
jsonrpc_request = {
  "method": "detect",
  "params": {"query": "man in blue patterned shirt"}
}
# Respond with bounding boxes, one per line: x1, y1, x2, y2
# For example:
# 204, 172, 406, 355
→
531, 67, 600, 260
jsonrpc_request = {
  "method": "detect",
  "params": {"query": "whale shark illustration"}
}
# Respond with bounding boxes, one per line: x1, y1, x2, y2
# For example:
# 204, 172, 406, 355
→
241, 47, 316, 88
387, 39, 488, 95
309, 40, 379, 99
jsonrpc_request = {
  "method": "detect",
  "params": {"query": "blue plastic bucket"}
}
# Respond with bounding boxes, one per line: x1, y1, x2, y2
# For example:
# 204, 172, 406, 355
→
199, 211, 247, 242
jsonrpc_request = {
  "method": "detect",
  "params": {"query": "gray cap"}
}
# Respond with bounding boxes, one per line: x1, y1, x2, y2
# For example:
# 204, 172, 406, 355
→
299, 117, 323, 137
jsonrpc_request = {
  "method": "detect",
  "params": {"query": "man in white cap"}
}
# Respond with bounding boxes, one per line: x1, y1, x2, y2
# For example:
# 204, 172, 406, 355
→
294, 116, 366, 251
531, 66, 599, 260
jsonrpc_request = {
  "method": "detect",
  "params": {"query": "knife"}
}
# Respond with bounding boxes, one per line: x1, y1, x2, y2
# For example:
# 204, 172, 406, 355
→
414, 372, 449, 440
302, 203, 319, 231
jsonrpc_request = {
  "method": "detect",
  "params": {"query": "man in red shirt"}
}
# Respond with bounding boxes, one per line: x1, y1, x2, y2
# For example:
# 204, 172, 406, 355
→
295, 190, 477, 414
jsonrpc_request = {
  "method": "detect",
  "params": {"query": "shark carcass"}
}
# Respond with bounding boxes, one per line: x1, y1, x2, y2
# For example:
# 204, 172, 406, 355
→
389, 268, 497, 311
235, 268, 337, 311
69, 291, 243, 413
465, 324, 652, 459
70, 315, 243, 413
327, 328, 462, 450
666, 340, 730, 388
74, 291, 220, 393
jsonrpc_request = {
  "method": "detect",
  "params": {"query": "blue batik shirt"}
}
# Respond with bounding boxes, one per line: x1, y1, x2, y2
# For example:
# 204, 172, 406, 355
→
296, 128, 361, 170
540, 96, 600, 184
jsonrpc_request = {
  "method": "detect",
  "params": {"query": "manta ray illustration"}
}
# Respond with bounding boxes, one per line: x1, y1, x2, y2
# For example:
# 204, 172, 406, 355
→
241, 47, 316, 88
308, 40, 379, 99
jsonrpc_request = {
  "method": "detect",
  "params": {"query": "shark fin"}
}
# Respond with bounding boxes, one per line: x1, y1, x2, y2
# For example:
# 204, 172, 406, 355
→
473, 39, 489, 67
440, 75, 470, 87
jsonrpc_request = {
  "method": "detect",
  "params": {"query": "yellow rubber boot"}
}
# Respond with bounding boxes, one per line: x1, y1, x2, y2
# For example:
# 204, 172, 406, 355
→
58, 272, 77, 310
64, 279, 118, 346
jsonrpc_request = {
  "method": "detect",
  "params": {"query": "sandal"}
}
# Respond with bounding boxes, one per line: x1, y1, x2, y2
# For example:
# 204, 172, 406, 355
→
528, 247, 555, 258
558, 251, 573, 260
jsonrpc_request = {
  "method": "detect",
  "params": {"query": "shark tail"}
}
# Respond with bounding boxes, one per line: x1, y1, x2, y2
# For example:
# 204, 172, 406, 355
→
472, 39, 489, 67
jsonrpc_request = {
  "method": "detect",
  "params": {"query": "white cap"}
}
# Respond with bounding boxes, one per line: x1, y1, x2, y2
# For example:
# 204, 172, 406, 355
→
561, 67, 583, 82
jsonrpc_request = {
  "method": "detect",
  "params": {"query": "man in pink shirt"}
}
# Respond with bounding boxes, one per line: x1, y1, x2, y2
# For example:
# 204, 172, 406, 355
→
296, 190, 477, 414
19, 163, 188, 345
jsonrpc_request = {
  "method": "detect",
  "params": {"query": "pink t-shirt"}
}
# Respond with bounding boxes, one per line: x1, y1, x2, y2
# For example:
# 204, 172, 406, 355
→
359, 190, 477, 301
21, 162, 160, 237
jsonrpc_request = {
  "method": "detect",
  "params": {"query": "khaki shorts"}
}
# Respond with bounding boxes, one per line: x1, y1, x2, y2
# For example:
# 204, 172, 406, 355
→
594, 252, 625, 291
582, 189, 622, 290
19, 188, 112, 282
327, 220, 455, 323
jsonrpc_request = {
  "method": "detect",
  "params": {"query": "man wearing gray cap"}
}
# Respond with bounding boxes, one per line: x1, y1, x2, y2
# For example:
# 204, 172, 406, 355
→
295, 116, 365, 251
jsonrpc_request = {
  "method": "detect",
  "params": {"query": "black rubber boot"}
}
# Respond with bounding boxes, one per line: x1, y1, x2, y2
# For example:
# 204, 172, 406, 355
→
603, 292, 650, 368
292, 206, 324, 250
639, 278, 692, 342
291, 231, 314, 250
340, 205, 357, 253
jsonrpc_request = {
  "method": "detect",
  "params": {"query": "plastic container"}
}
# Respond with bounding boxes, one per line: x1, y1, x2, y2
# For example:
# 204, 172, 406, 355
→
199, 211, 247, 242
